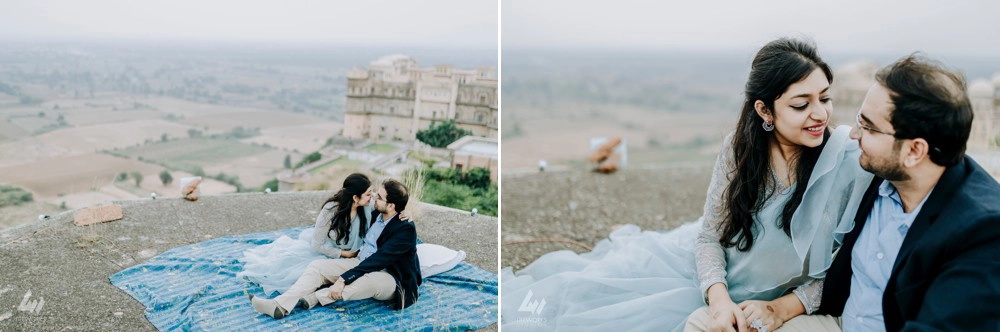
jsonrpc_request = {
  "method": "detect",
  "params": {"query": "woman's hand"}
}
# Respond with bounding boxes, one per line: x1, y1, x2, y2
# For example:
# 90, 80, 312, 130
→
739, 300, 783, 332
738, 293, 805, 332
706, 283, 747, 332
399, 210, 411, 221
340, 250, 358, 258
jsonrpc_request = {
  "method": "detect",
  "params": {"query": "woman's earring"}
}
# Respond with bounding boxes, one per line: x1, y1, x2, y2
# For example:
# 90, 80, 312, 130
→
762, 121, 774, 132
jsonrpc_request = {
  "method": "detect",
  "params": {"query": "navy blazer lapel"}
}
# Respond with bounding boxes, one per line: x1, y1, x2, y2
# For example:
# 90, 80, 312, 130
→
889, 158, 969, 278
843, 178, 883, 253
375, 213, 400, 244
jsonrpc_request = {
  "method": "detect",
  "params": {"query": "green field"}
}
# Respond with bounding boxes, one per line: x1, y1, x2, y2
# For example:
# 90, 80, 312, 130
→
114, 138, 273, 172
308, 157, 366, 174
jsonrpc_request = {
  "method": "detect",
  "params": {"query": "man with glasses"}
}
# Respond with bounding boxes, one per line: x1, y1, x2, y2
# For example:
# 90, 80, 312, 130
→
250, 179, 421, 318
790, 54, 1000, 331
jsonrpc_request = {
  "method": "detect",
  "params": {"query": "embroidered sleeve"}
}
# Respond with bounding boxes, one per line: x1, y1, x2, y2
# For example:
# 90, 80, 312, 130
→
311, 203, 344, 258
695, 134, 735, 303
792, 278, 824, 314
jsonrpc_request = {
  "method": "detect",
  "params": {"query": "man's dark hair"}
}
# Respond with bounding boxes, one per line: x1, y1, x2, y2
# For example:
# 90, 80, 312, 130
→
877, 54, 973, 166
383, 179, 409, 213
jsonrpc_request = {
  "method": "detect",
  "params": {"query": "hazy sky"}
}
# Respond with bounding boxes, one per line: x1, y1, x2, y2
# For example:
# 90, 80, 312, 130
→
503, 0, 1000, 55
0, 0, 498, 49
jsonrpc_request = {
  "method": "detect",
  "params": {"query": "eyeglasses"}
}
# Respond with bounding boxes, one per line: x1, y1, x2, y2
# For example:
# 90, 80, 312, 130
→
855, 113, 896, 137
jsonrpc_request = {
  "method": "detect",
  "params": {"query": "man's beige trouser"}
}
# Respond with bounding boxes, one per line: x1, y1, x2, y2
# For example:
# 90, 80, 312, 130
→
684, 306, 841, 332
273, 258, 396, 311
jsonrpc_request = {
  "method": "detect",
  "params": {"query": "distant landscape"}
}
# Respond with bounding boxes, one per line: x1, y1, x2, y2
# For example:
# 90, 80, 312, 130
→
0, 41, 497, 228
501, 48, 1000, 172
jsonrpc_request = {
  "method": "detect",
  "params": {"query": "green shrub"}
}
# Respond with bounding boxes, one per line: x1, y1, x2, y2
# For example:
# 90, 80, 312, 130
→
131, 172, 144, 187
416, 120, 472, 148
261, 179, 279, 192
0, 185, 34, 207
159, 170, 173, 186
419, 167, 497, 217
294, 152, 323, 168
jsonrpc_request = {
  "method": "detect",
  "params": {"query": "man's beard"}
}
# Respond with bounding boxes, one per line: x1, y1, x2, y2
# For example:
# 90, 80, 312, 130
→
860, 147, 910, 181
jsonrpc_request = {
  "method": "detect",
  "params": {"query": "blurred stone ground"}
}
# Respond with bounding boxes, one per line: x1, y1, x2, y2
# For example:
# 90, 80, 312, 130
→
501, 166, 713, 271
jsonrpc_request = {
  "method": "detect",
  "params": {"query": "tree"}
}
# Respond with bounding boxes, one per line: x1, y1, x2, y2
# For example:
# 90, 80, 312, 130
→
295, 152, 323, 168
117, 172, 128, 182
131, 172, 143, 187
261, 179, 279, 192
159, 170, 173, 186
463, 167, 492, 190
416, 120, 473, 148
161, 133, 168, 142
283, 154, 292, 169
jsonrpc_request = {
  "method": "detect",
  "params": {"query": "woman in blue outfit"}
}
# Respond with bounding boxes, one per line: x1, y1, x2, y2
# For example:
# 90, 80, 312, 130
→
501, 38, 873, 332
239, 173, 377, 295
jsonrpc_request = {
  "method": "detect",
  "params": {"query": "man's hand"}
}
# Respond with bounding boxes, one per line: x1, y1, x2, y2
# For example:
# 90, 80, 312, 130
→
739, 300, 783, 332
708, 298, 747, 332
706, 283, 747, 332
329, 278, 346, 301
340, 250, 358, 258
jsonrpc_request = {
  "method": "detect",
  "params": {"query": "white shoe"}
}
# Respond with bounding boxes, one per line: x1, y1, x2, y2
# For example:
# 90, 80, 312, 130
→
297, 292, 319, 310
248, 294, 287, 319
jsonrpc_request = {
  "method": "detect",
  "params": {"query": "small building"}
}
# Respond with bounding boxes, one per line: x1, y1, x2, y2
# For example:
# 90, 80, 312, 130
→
446, 136, 498, 182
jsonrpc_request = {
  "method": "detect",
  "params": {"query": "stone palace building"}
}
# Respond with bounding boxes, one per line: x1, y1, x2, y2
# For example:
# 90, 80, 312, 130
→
343, 55, 498, 142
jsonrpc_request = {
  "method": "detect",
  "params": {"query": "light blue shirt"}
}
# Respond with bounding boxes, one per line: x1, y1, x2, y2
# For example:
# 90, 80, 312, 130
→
358, 212, 394, 262
842, 180, 932, 331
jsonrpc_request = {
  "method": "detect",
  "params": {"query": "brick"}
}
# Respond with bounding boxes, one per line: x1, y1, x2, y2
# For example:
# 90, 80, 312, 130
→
73, 205, 124, 226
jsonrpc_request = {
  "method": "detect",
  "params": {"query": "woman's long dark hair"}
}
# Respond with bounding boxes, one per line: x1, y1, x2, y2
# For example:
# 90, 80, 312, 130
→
321, 173, 371, 244
720, 38, 833, 252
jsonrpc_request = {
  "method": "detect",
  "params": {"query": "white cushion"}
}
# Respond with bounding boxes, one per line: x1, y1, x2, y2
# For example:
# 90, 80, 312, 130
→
416, 243, 465, 278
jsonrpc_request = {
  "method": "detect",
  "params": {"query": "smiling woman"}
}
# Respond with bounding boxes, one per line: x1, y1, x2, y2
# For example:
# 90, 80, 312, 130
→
500, 38, 873, 332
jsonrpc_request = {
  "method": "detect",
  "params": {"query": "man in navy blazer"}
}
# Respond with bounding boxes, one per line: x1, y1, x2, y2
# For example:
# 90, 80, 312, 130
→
251, 179, 421, 318
786, 54, 1000, 331
332, 179, 422, 310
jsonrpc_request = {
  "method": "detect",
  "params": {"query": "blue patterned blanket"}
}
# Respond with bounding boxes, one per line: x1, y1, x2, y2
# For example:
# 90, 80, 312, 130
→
110, 227, 498, 331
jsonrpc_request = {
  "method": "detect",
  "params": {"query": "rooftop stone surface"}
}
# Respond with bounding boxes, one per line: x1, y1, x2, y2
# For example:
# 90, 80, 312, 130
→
501, 166, 713, 271
0, 191, 498, 331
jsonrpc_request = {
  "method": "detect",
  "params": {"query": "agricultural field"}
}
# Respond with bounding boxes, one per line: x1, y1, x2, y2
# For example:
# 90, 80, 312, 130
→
307, 157, 366, 174
0, 153, 164, 199
112, 138, 274, 173
240, 122, 342, 153
365, 143, 401, 154
203, 149, 301, 188
0, 42, 496, 229
501, 103, 731, 171
0, 119, 193, 167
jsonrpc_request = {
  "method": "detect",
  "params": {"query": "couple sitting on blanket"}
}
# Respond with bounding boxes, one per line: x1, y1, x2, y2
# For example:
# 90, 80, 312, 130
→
501, 39, 1000, 332
245, 175, 432, 319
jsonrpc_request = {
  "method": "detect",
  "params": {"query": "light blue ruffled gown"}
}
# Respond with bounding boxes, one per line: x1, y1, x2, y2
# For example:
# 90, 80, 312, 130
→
500, 126, 873, 331
237, 204, 368, 296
